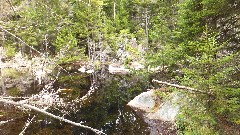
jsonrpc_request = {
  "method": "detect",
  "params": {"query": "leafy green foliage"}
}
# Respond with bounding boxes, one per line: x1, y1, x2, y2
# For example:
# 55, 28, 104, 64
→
172, 0, 240, 133
8, 87, 21, 96
145, 0, 240, 134
1, 0, 239, 134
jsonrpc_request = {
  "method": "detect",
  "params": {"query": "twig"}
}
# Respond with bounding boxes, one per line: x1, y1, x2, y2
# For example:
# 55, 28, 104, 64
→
75, 85, 96, 105
152, 79, 211, 95
19, 115, 36, 135
0, 96, 29, 100
0, 99, 106, 135
6, 0, 16, 17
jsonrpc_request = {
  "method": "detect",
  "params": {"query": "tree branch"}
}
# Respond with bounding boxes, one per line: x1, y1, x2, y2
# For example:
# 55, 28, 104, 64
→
6, 0, 16, 17
19, 115, 36, 135
0, 98, 106, 135
0, 25, 42, 55
1, 96, 29, 100
152, 79, 211, 95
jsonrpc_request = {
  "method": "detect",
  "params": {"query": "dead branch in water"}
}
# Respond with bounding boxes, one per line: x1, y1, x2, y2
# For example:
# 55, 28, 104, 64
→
0, 98, 106, 135
19, 115, 36, 135
152, 79, 211, 95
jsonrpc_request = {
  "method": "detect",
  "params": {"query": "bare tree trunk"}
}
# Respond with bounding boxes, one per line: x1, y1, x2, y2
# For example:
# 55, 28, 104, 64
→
145, 8, 149, 43
113, 1, 116, 20
0, 68, 6, 95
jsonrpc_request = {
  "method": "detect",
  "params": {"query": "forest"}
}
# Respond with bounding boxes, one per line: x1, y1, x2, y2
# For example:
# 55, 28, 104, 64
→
0, 0, 239, 135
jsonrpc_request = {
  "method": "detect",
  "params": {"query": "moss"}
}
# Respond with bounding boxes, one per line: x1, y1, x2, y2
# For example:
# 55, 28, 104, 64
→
12, 0, 22, 6
5, 45, 17, 58
2, 68, 24, 79
154, 89, 169, 99
0, 111, 6, 116
8, 87, 21, 96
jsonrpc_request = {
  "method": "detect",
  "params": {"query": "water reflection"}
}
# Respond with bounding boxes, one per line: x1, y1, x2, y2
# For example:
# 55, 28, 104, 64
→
1, 71, 150, 135
59, 72, 150, 135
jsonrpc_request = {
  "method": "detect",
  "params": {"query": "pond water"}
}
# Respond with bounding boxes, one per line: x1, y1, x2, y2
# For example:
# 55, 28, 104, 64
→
0, 70, 151, 135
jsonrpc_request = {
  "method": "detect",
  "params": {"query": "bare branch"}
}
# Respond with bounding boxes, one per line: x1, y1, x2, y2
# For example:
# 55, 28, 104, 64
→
0, 25, 42, 55
19, 115, 36, 135
152, 79, 211, 95
6, 0, 16, 16
74, 85, 96, 105
0, 99, 106, 135
1, 96, 29, 100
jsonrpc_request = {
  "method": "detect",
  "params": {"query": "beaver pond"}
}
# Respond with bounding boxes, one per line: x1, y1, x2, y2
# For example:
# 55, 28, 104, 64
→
0, 70, 153, 135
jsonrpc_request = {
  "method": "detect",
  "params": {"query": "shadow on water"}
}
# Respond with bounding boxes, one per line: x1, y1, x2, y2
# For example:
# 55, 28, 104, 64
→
1, 70, 151, 135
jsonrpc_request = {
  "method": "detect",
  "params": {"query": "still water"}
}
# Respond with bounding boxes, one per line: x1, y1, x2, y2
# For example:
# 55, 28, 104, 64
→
0, 71, 151, 135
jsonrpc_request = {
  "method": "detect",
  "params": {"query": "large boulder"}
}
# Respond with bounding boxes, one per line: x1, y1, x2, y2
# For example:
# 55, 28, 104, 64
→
127, 90, 161, 113
146, 93, 181, 122
127, 90, 182, 135
128, 90, 180, 122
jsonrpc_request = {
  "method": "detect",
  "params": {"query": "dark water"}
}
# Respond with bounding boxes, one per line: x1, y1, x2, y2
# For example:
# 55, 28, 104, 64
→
0, 71, 151, 135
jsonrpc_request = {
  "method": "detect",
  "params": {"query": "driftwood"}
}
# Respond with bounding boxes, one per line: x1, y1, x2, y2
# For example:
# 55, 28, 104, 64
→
0, 98, 105, 135
152, 79, 211, 95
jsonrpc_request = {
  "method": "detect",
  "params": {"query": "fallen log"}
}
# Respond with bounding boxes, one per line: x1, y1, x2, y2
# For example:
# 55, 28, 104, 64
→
152, 79, 211, 95
0, 98, 106, 135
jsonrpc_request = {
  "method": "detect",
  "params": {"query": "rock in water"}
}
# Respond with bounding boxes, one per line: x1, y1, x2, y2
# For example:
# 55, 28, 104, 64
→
127, 90, 182, 135
127, 90, 159, 113
146, 93, 180, 122
128, 90, 180, 122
